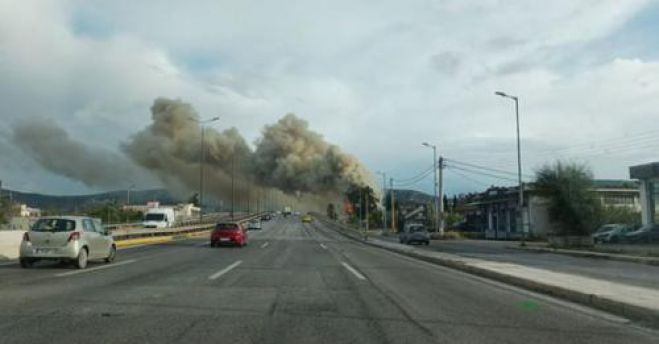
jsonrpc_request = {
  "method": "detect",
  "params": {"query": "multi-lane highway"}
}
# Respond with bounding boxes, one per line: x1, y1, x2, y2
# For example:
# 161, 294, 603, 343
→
0, 217, 657, 343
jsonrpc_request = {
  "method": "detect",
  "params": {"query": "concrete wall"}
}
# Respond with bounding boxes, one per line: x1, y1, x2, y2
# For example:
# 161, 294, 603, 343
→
0, 230, 25, 260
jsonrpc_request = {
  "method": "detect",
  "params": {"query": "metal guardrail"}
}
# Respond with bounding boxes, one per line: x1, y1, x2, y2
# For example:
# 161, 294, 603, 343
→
110, 213, 267, 242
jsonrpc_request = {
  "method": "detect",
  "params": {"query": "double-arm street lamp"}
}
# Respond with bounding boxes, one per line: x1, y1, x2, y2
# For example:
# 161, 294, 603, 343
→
189, 116, 220, 223
495, 91, 525, 245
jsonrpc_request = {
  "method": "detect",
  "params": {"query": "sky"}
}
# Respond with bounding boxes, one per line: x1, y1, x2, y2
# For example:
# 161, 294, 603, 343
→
1, 0, 659, 197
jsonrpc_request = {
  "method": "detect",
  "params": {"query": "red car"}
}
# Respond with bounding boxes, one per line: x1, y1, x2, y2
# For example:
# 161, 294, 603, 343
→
210, 222, 248, 247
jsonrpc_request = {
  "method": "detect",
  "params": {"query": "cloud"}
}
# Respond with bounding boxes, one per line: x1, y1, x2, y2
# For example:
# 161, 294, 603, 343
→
0, 0, 657, 197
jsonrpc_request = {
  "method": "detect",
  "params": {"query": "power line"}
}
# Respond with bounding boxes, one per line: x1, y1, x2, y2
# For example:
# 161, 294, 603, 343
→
444, 158, 534, 179
393, 169, 434, 187
446, 169, 492, 188
393, 164, 434, 183
445, 164, 521, 183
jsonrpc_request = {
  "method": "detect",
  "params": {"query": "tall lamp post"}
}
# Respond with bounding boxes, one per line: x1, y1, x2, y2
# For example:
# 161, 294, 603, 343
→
495, 91, 525, 245
189, 116, 220, 223
126, 183, 135, 223
376, 171, 387, 231
422, 142, 441, 233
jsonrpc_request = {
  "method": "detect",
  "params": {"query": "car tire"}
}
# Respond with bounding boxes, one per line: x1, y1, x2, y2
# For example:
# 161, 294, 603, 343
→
75, 248, 88, 269
425, 241, 430, 246
19, 258, 32, 268
105, 245, 116, 263
609, 236, 618, 244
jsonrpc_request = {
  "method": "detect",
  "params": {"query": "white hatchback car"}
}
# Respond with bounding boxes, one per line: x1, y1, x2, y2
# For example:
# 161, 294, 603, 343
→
19, 216, 116, 269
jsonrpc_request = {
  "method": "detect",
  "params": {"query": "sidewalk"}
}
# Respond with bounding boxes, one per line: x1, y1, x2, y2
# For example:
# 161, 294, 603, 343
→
510, 242, 659, 266
320, 219, 659, 328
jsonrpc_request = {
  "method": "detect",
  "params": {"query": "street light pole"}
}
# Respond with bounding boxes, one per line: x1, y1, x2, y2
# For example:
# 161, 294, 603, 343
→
188, 116, 220, 223
376, 171, 387, 231
423, 143, 440, 233
495, 91, 525, 245
231, 154, 235, 220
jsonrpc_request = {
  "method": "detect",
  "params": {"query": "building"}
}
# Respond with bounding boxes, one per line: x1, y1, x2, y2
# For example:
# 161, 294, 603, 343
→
460, 180, 640, 240
630, 162, 659, 225
18, 204, 41, 217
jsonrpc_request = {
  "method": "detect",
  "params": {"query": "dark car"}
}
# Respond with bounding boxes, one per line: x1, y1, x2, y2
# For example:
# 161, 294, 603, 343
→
591, 224, 635, 244
210, 222, 248, 247
624, 224, 659, 243
260, 214, 272, 221
399, 223, 430, 245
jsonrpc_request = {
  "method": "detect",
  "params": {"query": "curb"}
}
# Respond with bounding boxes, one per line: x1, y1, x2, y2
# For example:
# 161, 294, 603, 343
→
509, 246, 659, 266
317, 218, 659, 329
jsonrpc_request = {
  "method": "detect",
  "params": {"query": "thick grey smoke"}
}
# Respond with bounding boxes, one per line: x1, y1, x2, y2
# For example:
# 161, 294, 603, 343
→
12, 119, 153, 188
123, 98, 378, 201
252, 114, 376, 195
12, 98, 377, 207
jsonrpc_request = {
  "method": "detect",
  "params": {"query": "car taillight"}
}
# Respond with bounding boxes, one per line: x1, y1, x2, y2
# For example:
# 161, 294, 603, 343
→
23, 232, 30, 242
67, 232, 81, 242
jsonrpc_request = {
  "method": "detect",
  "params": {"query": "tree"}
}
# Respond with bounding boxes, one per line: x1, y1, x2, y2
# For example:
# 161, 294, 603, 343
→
85, 203, 143, 224
535, 162, 600, 236
326, 203, 337, 220
443, 195, 449, 213
187, 193, 200, 207
344, 185, 379, 228
0, 198, 18, 224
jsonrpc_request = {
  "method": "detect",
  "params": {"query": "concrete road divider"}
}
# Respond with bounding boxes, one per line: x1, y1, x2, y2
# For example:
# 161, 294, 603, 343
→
0, 230, 25, 260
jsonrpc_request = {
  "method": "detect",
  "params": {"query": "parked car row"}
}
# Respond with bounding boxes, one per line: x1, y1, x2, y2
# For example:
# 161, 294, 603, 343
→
592, 223, 659, 244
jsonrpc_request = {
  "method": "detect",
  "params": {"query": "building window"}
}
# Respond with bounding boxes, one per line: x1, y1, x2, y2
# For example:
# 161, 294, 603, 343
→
602, 194, 635, 206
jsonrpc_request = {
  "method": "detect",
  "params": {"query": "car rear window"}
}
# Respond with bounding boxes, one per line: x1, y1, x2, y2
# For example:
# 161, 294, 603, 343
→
216, 223, 240, 231
409, 226, 426, 233
145, 213, 165, 221
32, 218, 76, 232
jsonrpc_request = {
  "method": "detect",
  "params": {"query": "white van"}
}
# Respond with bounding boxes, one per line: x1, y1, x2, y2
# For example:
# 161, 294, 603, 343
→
143, 207, 177, 229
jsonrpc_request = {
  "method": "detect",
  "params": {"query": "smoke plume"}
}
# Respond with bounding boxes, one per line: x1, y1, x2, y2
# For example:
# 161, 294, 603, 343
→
13, 98, 377, 209
12, 119, 152, 188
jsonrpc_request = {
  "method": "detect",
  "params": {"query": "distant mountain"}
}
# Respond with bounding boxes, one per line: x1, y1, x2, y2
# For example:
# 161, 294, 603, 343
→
384, 189, 435, 205
0, 188, 180, 212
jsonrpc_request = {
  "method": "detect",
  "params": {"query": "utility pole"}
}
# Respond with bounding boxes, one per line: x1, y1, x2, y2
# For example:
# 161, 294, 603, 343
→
390, 178, 396, 233
438, 156, 445, 235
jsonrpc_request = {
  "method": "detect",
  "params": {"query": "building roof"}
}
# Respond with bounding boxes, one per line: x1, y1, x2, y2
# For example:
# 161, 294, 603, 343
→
630, 162, 659, 180
592, 179, 639, 189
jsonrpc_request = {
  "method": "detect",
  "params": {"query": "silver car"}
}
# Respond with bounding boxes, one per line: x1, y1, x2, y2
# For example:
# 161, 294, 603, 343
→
19, 216, 116, 269
399, 223, 430, 245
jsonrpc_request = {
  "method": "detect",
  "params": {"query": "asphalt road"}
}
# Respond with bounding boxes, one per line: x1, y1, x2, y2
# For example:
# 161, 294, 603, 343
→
0, 218, 656, 343
379, 236, 659, 289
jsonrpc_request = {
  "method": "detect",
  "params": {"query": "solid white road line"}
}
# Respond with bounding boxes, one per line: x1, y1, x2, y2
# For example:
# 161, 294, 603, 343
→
55, 259, 138, 277
0, 261, 17, 267
341, 262, 366, 281
209, 260, 242, 280
260, 242, 269, 249
320, 243, 327, 249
